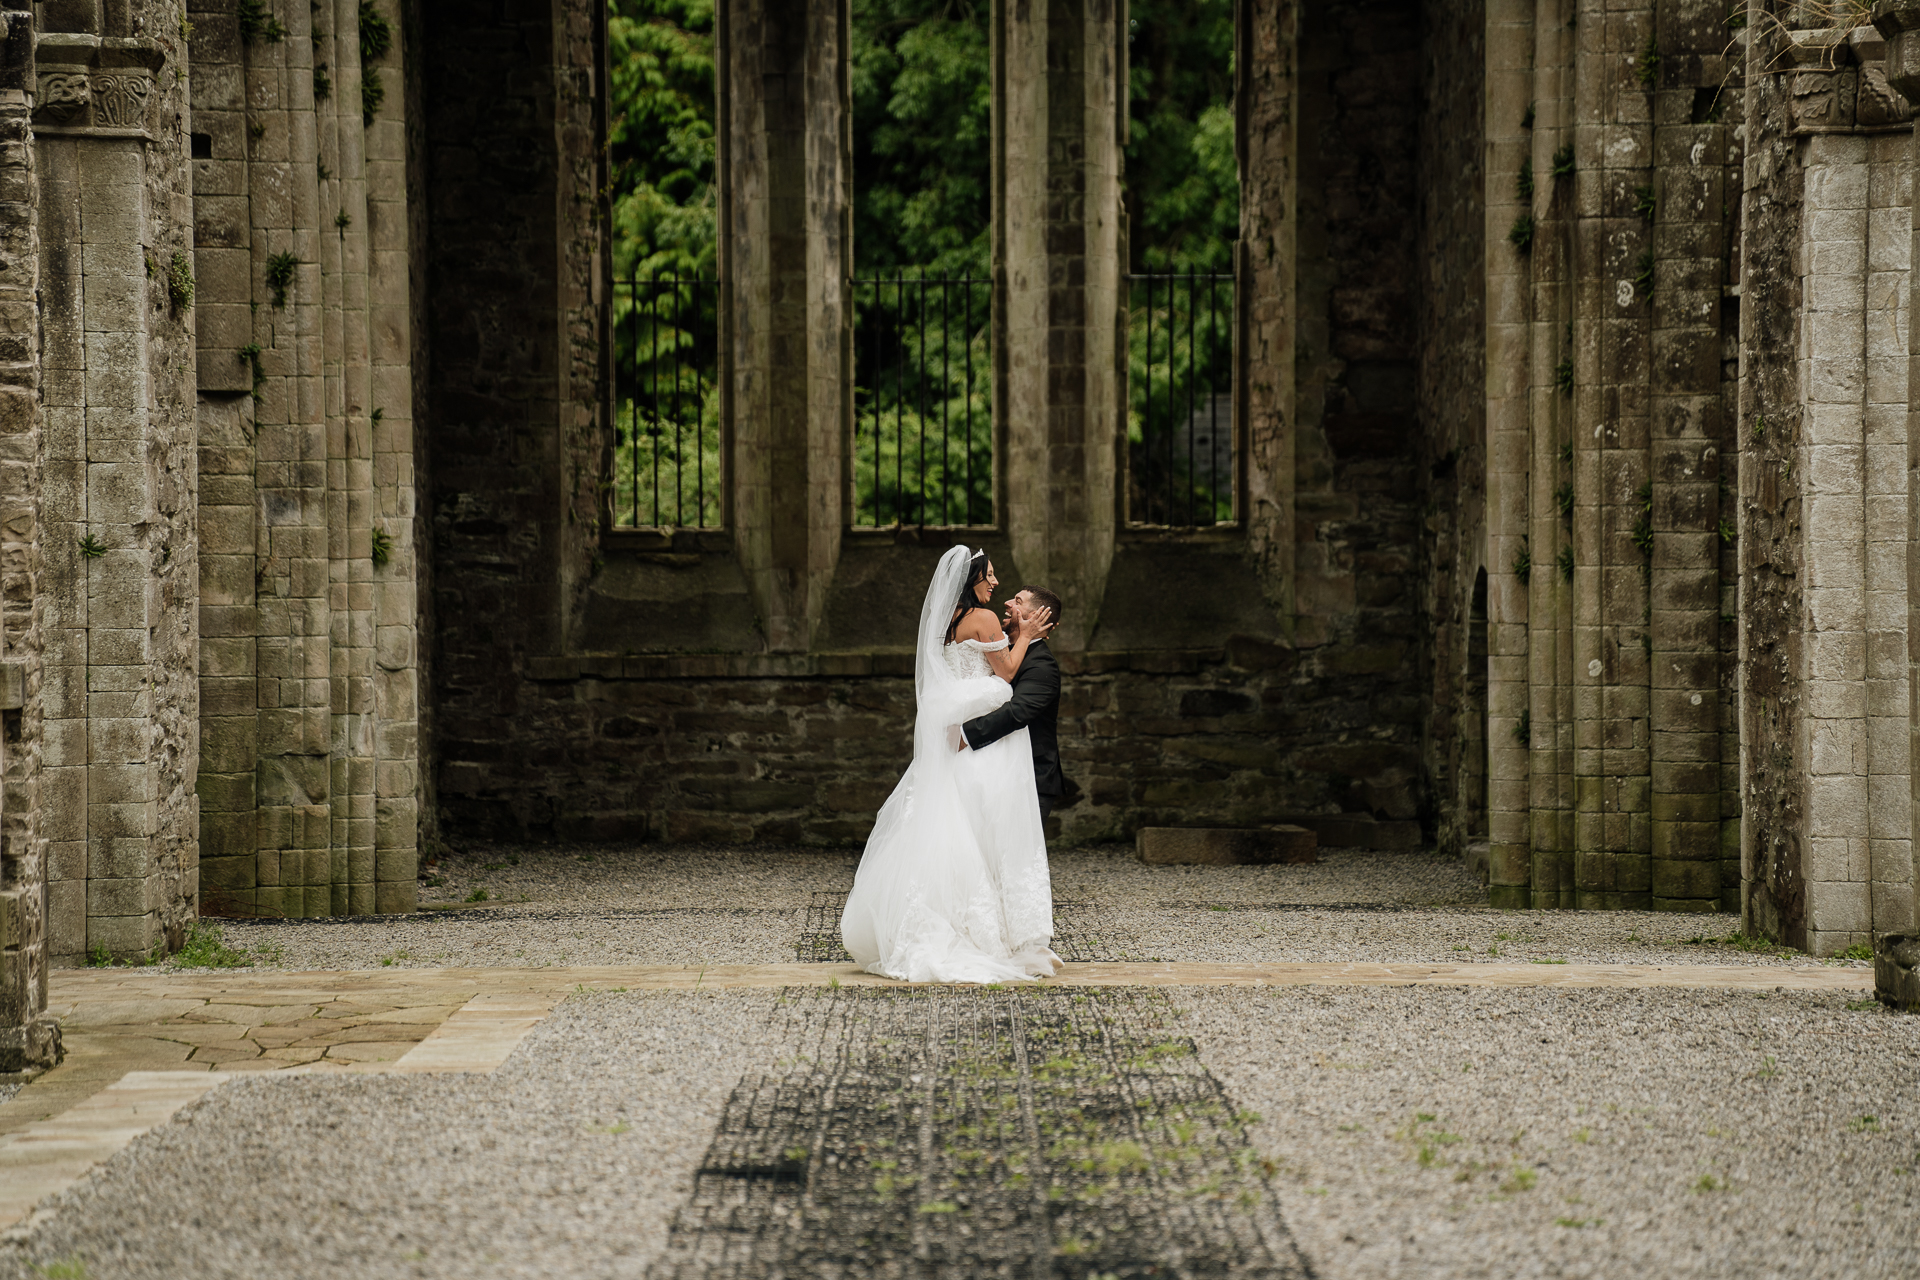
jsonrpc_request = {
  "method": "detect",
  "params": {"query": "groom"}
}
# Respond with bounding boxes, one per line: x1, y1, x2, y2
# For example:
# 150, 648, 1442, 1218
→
956, 586, 1066, 818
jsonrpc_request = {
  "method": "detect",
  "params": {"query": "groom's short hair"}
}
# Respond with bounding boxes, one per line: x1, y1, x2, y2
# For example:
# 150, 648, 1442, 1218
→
1020, 585, 1063, 626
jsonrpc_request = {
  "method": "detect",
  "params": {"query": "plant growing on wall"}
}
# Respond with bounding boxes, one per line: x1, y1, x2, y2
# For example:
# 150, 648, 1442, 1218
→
1554, 358, 1573, 394
1555, 481, 1574, 521
238, 343, 266, 401
1513, 709, 1530, 746
1550, 145, 1574, 178
1636, 34, 1660, 89
1508, 214, 1534, 252
265, 252, 298, 307
371, 527, 393, 567
314, 63, 332, 100
167, 251, 194, 311
1633, 184, 1656, 224
1512, 539, 1531, 584
1516, 159, 1533, 203
359, 1, 392, 60
78, 534, 107, 559
239, 0, 286, 43
1556, 545, 1574, 583
1633, 249, 1655, 297
361, 71, 385, 125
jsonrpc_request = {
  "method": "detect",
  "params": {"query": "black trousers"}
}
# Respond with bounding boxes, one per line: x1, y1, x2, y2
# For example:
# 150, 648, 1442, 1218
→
1038, 793, 1059, 821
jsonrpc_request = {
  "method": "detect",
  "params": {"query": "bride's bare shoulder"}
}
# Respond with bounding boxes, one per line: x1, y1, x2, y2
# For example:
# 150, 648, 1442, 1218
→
951, 607, 1005, 644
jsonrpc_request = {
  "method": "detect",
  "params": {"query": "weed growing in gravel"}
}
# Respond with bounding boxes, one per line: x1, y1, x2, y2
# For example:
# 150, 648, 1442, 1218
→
465, 887, 489, 903
1531, 958, 1569, 965
422, 874, 446, 888
1501, 1167, 1538, 1192
1752, 1056, 1779, 1080
1556, 1216, 1602, 1228
85, 943, 111, 968
1693, 1173, 1728, 1192
1849, 1115, 1881, 1133
28, 1258, 89, 1280
379, 949, 415, 966
1834, 942, 1874, 961
1571, 1128, 1591, 1143
1451, 943, 1469, 951
1845, 998, 1881, 1011
1487, 945, 1501, 957
172, 922, 253, 969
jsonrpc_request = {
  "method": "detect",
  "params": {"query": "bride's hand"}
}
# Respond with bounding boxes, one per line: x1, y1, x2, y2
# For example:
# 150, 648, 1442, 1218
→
1025, 606, 1055, 639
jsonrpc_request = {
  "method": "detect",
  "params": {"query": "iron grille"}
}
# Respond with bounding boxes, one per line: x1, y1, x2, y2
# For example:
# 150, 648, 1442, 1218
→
613, 271, 721, 529
1129, 269, 1236, 527
852, 273, 994, 528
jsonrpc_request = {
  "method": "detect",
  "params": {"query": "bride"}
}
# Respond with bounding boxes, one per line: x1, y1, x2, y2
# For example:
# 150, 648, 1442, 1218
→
840, 545, 1063, 982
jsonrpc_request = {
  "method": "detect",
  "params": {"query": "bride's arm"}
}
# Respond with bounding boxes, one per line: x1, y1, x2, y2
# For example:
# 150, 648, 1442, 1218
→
966, 607, 1052, 682
954, 609, 1021, 681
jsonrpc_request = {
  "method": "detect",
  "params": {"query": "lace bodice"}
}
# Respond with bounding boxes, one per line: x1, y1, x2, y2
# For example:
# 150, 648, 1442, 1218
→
945, 636, 1008, 681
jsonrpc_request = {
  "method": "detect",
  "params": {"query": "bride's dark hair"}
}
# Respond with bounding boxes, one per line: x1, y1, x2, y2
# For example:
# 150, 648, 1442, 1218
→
947, 549, 991, 642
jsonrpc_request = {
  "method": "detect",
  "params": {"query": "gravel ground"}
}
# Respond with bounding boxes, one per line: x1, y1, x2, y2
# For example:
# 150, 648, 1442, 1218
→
5, 984, 1912, 1279
186, 844, 1859, 972
1194, 985, 1920, 1280
0, 991, 783, 1280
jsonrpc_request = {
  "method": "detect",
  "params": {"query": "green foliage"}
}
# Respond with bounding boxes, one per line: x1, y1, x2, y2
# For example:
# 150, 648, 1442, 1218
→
1554, 358, 1573, 394
1126, 0, 1236, 275
1633, 248, 1655, 297
335, 209, 351, 229
1836, 941, 1874, 961
1633, 184, 1656, 223
85, 942, 112, 968
29, 1258, 90, 1280
370, 527, 393, 567
610, 0, 717, 282
77, 534, 107, 559
359, 0, 393, 61
1637, 34, 1661, 89
1513, 708, 1530, 746
238, 343, 266, 401
1508, 213, 1534, 252
171, 922, 253, 969
1512, 541, 1531, 584
465, 887, 489, 903
314, 63, 332, 101
167, 251, 194, 311
361, 69, 384, 125
265, 251, 298, 307
1717, 517, 1736, 545
1551, 144, 1574, 178
1555, 480, 1574, 520
1516, 159, 1533, 203
1556, 545, 1574, 582
238, 0, 285, 43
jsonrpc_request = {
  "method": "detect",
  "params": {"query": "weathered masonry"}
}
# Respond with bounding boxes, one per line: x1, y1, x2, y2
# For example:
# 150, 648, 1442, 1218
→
5, 0, 1920, 1068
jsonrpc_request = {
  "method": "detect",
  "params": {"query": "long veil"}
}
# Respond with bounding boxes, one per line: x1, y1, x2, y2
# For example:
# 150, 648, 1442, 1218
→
840, 545, 1054, 982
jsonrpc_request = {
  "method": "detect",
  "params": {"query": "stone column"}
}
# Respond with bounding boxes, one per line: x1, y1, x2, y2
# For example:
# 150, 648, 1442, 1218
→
1486, 0, 1534, 910
1527, 0, 1575, 907
1568, 0, 1654, 910
1645, 4, 1729, 913
722, 0, 848, 653
363, 0, 418, 914
997, 0, 1121, 650
1240, 0, 1297, 624
35, 15, 197, 960
0, 8, 55, 1068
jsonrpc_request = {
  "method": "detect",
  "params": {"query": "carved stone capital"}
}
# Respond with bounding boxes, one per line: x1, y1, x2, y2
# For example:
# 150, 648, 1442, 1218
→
1871, 0, 1920, 105
29, 31, 162, 134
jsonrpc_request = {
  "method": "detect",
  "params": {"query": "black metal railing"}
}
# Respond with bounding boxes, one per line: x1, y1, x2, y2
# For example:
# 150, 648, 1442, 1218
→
1128, 270, 1235, 526
852, 274, 994, 528
613, 272, 721, 529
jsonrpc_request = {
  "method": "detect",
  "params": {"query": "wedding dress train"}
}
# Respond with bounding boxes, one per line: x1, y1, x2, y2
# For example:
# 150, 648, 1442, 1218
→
840, 547, 1060, 983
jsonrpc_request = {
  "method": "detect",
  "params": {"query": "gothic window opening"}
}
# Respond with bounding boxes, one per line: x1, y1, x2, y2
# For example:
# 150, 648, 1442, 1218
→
607, 0, 721, 529
850, 0, 995, 529
1124, 0, 1238, 528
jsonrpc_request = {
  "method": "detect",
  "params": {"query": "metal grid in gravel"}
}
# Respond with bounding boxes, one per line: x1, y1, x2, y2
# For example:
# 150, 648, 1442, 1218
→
792, 892, 1136, 964
648, 986, 1310, 1279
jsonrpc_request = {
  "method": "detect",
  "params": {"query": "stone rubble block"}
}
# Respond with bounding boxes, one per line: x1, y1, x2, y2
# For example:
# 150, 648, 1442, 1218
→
1136, 826, 1318, 867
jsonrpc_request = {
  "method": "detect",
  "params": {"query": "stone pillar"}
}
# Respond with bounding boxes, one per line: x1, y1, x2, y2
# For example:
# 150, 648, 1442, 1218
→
997, 0, 1120, 650
0, 8, 56, 1068
1240, 0, 1297, 624
1526, 0, 1575, 908
363, 0, 418, 915
722, 0, 848, 653
1645, 4, 1729, 912
319, 0, 375, 915
1569, 0, 1654, 910
190, 0, 260, 916
35, 13, 198, 960
1485, 0, 1534, 909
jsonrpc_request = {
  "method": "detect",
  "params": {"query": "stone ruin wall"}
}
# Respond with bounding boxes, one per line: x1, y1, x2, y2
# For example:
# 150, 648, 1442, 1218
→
426, 0, 1445, 854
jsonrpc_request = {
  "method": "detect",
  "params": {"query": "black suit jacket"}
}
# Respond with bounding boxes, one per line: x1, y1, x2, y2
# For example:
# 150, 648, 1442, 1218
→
961, 640, 1063, 799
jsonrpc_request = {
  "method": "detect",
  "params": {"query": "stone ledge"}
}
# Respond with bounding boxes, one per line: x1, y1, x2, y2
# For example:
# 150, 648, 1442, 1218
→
524, 648, 1237, 681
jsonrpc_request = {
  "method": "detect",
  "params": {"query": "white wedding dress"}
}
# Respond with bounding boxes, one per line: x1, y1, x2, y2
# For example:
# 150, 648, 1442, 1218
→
840, 546, 1061, 983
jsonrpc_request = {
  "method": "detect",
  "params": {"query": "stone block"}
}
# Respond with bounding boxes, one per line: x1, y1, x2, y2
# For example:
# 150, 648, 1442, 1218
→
1874, 935, 1920, 1011
1137, 826, 1317, 866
